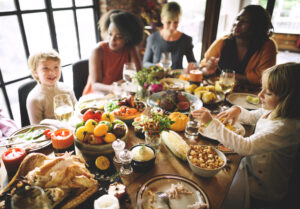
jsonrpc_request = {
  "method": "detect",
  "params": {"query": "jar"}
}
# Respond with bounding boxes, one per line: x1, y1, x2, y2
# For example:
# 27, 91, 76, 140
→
145, 131, 161, 152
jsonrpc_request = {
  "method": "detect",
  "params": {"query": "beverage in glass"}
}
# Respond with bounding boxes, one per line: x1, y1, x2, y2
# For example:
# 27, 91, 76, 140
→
53, 94, 73, 122
160, 52, 172, 70
123, 62, 136, 83
219, 69, 235, 94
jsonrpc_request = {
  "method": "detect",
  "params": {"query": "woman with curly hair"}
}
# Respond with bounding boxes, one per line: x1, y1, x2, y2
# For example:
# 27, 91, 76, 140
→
200, 5, 277, 85
83, 10, 144, 95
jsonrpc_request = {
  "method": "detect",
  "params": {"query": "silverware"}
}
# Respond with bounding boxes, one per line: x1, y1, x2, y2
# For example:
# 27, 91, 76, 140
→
0, 137, 49, 148
157, 192, 171, 209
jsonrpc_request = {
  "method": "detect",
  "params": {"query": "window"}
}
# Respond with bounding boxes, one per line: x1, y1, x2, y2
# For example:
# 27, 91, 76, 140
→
0, 0, 98, 125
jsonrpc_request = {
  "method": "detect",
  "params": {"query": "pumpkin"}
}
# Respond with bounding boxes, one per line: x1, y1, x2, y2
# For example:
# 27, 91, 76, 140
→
168, 112, 189, 132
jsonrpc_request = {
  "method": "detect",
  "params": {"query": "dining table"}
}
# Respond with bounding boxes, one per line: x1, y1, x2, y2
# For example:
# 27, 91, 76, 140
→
0, 76, 259, 209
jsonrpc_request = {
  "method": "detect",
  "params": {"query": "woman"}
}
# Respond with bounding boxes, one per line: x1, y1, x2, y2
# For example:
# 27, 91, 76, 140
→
83, 10, 144, 95
142, 2, 196, 70
200, 5, 277, 85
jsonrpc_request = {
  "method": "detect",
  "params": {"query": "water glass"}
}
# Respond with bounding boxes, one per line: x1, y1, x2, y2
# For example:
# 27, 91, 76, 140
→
160, 52, 172, 70
11, 186, 52, 209
119, 149, 133, 175
53, 94, 73, 122
219, 69, 235, 94
123, 62, 136, 83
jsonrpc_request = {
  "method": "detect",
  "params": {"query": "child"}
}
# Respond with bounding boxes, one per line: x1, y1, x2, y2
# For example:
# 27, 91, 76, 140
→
82, 10, 144, 95
27, 50, 77, 125
192, 63, 300, 208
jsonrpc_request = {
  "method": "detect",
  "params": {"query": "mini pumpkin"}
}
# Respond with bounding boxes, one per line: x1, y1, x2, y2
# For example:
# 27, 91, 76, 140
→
168, 112, 189, 132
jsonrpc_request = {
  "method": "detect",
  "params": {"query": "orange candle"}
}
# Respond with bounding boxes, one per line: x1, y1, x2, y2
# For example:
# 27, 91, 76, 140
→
189, 70, 203, 83
51, 129, 75, 156
2, 148, 26, 175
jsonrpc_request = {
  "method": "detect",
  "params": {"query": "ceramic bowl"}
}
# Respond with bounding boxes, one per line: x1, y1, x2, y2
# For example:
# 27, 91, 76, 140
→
130, 144, 156, 172
187, 145, 226, 178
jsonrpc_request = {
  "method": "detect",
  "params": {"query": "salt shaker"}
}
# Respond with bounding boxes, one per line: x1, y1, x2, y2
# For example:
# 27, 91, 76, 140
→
112, 139, 125, 164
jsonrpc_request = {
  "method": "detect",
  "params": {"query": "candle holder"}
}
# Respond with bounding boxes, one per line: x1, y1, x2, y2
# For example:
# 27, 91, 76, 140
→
112, 139, 125, 164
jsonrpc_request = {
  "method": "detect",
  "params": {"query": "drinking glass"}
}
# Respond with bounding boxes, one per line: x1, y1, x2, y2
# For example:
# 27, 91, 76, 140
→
11, 186, 52, 209
160, 52, 172, 71
112, 82, 123, 99
53, 94, 73, 123
219, 69, 235, 95
123, 63, 137, 95
185, 104, 200, 140
119, 149, 133, 175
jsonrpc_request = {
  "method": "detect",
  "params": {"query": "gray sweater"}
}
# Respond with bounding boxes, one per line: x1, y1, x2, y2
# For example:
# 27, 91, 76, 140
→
142, 31, 196, 69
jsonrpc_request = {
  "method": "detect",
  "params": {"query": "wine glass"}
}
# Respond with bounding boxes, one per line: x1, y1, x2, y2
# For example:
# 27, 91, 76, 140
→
160, 52, 172, 71
53, 94, 74, 123
123, 63, 137, 95
218, 69, 235, 112
185, 104, 200, 140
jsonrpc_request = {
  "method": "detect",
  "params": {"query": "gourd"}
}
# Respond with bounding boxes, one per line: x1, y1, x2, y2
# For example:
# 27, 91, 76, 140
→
168, 112, 189, 132
161, 130, 190, 161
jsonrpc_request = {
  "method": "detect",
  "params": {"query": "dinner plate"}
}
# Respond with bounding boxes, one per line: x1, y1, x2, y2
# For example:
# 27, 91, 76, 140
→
226, 93, 261, 110
136, 174, 210, 209
147, 91, 203, 114
77, 94, 115, 111
160, 78, 189, 91
8, 125, 55, 152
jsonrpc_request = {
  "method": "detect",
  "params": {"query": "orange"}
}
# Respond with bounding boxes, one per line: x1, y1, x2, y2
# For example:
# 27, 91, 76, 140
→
104, 133, 117, 143
95, 156, 110, 170
94, 124, 108, 136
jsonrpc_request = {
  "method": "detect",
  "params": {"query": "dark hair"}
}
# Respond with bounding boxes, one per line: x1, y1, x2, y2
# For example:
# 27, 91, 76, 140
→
233, 5, 273, 50
264, 62, 300, 119
98, 9, 144, 46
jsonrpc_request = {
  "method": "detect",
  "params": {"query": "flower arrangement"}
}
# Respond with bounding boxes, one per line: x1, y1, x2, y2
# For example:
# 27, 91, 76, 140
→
140, 0, 163, 31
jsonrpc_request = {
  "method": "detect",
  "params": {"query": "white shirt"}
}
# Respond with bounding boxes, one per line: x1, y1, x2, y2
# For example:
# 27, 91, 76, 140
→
203, 107, 300, 201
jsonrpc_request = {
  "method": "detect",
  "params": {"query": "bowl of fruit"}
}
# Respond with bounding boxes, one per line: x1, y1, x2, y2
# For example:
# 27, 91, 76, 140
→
74, 110, 128, 155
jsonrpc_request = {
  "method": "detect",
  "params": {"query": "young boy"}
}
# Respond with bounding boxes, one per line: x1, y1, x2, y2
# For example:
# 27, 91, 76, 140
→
27, 50, 76, 124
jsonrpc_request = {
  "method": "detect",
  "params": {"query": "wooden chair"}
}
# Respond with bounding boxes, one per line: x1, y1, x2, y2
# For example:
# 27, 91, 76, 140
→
72, 59, 89, 100
18, 79, 37, 127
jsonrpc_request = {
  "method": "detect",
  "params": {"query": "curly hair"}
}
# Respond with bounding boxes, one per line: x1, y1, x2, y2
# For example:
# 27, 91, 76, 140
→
263, 62, 300, 119
98, 9, 144, 46
232, 5, 274, 51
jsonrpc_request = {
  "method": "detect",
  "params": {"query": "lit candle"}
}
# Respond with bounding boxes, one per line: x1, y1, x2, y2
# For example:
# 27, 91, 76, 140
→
189, 70, 203, 85
1, 148, 26, 175
51, 128, 75, 156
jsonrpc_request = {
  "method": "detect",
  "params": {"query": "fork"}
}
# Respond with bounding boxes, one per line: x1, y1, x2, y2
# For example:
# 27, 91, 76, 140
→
157, 192, 171, 209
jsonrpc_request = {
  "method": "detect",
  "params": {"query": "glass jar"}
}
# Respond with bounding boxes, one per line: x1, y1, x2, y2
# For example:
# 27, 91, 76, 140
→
145, 131, 161, 152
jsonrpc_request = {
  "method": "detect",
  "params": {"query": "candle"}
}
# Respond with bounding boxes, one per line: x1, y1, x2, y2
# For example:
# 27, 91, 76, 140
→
51, 128, 75, 156
1, 148, 26, 175
189, 70, 203, 85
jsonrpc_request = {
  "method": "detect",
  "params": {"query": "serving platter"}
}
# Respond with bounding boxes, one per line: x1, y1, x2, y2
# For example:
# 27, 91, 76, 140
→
136, 174, 209, 209
160, 78, 189, 91
226, 93, 261, 110
7, 125, 55, 152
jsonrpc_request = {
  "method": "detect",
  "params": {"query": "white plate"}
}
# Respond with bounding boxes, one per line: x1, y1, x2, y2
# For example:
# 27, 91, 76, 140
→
199, 121, 245, 140
226, 93, 261, 110
160, 78, 189, 91
136, 175, 210, 209
77, 94, 114, 111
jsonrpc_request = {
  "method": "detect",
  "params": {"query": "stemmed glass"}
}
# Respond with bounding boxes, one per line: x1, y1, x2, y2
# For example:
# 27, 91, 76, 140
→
160, 52, 172, 71
219, 69, 235, 111
123, 62, 137, 95
184, 104, 200, 140
53, 94, 74, 123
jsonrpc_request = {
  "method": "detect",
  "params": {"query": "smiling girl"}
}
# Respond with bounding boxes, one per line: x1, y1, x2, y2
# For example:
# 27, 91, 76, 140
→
82, 10, 144, 95
27, 50, 76, 124
192, 63, 300, 208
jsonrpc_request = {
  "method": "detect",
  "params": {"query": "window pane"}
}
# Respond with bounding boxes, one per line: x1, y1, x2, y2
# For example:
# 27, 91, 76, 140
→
54, 11, 79, 64
75, 0, 93, 7
19, 0, 45, 10
23, 13, 52, 53
77, 9, 96, 59
0, 0, 16, 12
0, 16, 28, 82
272, 0, 300, 34
172, 0, 207, 63
51, 0, 72, 8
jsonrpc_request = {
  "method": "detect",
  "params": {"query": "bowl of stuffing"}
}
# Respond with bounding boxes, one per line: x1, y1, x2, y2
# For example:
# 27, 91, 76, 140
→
187, 145, 226, 177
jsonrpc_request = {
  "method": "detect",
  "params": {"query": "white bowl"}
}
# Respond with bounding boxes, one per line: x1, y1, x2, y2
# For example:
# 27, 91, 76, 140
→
187, 145, 226, 178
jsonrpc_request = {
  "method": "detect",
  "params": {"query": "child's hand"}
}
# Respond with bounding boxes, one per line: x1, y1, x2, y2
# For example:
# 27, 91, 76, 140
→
192, 107, 213, 125
216, 106, 241, 125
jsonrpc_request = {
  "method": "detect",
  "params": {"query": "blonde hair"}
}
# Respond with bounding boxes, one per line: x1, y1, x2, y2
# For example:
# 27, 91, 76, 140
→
161, 2, 182, 21
28, 50, 61, 82
263, 62, 300, 119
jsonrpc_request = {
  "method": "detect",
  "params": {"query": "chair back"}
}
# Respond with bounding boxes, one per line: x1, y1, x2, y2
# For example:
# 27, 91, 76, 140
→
72, 59, 89, 100
18, 79, 37, 126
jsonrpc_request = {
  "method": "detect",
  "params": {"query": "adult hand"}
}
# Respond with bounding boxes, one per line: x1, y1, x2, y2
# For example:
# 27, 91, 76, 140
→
202, 57, 219, 75
216, 106, 241, 125
186, 62, 197, 73
192, 107, 213, 125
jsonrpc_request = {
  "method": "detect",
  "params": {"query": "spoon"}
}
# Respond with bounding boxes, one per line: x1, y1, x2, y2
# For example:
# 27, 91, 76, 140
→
157, 192, 171, 209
